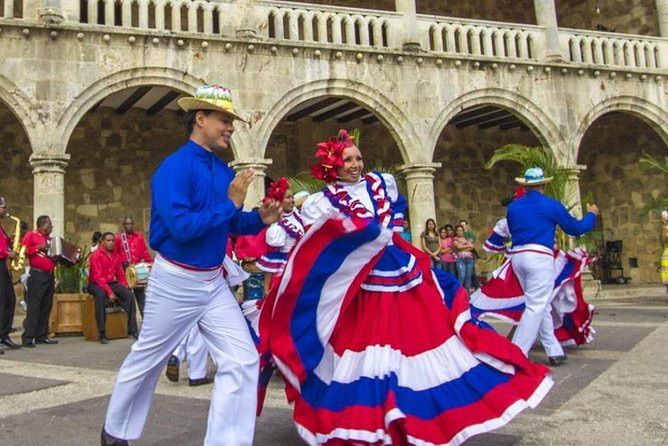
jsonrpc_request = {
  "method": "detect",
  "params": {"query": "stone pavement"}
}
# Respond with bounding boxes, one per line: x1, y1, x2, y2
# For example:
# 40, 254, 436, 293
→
1, 291, 667, 445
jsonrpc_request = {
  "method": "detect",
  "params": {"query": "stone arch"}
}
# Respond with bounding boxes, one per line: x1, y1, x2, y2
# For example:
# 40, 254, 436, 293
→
428, 88, 566, 162
573, 96, 668, 162
0, 74, 39, 149
57, 67, 245, 157
254, 79, 423, 164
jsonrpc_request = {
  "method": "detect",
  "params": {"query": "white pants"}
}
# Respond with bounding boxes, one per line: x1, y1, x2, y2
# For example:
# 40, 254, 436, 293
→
174, 324, 209, 380
510, 248, 565, 357
104, 255, 259, 445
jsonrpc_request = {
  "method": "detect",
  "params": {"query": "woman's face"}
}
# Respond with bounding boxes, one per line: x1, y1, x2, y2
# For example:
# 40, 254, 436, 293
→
427, 220, 436, 231
282, 189, 295, 213
439, 228, 447, 239
337, 145, 364, 183
455, 226, 464, 237
446, 227, 454, 236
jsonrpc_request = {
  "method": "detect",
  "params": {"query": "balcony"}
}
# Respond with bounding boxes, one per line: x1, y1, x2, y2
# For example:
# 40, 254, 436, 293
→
0, 0, 665, 71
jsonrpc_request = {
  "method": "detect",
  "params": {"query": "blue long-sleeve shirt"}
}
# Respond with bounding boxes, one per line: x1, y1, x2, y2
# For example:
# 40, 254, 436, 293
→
149, 140, 265, 268
507, 190, 596, 249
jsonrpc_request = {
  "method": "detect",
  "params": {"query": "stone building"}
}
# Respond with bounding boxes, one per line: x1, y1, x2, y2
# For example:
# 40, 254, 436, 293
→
0, 0, 666, 282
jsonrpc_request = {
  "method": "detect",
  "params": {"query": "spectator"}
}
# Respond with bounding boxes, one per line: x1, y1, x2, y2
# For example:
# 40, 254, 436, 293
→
90, 231, 103, 253
400, 219, 412, 243
459, 219, 480, 289
439, 225, 456, 275
453, 224, 475, 292
420, 218, 441, 268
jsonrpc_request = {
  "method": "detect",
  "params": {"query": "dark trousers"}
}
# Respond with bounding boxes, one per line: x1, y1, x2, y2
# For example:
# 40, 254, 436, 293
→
87, 282, 138, 336
133, 286, 146, 317
442, 261, 457, 276
22, 269, 55, 342
0, 260, 17, 337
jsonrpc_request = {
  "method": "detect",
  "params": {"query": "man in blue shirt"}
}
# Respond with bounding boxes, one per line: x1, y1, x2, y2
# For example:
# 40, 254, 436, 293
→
507, 167, 599, 366
102, 85, 281, 446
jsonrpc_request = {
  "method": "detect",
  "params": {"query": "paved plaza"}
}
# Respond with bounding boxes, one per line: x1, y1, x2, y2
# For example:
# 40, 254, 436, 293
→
1, 289, 667, 445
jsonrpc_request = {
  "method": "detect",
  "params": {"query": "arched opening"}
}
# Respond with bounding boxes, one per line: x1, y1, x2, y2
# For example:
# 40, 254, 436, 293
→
264, 95, 404, 192
577, 112, 668, 283
0, 100, 33, 226
432, 104, 544, 277
63, 85, 217, 243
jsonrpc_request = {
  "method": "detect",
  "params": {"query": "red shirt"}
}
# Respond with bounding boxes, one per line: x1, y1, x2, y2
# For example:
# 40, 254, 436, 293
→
113, 231, 153, 265
22, 229, 56, 273
88, 248, 128, 296
0, 226, 11, 261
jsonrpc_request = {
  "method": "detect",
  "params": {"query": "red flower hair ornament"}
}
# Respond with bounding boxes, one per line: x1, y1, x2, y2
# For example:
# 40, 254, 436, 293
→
264, 177, 290, 203
311, 129, 355, 183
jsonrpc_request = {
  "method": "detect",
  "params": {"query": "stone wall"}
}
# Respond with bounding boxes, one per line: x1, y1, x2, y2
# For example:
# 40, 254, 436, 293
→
290, 0, 536, 24
64, 106, 196, 245
0, 103, 33, 228
432, 122, 540, 274
578, 112, 667, 283
557, 0, 658, 36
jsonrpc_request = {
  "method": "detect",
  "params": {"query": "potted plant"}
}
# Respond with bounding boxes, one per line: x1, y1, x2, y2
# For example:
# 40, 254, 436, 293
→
49, 247, 89, 336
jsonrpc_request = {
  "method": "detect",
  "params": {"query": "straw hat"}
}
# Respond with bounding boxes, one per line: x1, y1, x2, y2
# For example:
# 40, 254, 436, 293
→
515, 167, 553, 186
178, 84, 247, 122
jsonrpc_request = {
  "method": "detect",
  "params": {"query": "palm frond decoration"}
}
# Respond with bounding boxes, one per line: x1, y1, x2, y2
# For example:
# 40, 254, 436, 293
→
639, 153, 668, 176
638, 153, 667, 216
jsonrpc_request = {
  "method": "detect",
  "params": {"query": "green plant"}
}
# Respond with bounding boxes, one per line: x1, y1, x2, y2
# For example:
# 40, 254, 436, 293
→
639, 153, 668, 216
54, 247, 90, 294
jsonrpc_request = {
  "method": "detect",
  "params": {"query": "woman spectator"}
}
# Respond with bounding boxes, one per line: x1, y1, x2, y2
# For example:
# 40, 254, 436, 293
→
420, 218, 441, 268
453, 224, 475, 291
439, 224, 456, 275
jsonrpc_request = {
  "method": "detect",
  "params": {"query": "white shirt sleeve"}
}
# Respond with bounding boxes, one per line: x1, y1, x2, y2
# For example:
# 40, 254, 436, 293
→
493, 218, 511, 238
265, 224, 287, 248
300, 191, 336, 227
381, 173, 399, 202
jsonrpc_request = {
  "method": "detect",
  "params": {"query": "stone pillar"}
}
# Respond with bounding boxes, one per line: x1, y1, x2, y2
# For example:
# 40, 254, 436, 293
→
397, 162, 440, 245
39, 0, 64, 24
30, 153, 69, 237
564, 165, 586, 218
658, 0, 668, 37
229, 158, 272, 210
395, 0, 422, 51
534, 0, 562, 61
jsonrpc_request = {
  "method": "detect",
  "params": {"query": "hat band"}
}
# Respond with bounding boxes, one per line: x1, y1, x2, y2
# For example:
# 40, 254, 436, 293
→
195, 97, 235, 111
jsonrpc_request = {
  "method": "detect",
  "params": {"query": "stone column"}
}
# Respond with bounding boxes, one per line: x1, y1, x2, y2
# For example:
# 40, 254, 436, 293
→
229, 158, 272, 210
395, 0, 422, 51
534, 0, 562, 61
39, 0, 64, 24
658, 0, 668, 37
564, 165, 586, 218
30, 153, 69, 237
397, 162, 440, 245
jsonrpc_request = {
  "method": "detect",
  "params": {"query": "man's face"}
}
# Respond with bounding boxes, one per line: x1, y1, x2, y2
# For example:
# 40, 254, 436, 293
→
123, 219, 134, 234
41, 218, 53, 236
102, 235, 115, 252
197, 111, 235, 157
459, 221, 468, 230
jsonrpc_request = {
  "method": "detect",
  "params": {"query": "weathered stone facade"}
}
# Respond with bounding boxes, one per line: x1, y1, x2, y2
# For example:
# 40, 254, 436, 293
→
558, 0, 658, 36
0, 104, 33, 225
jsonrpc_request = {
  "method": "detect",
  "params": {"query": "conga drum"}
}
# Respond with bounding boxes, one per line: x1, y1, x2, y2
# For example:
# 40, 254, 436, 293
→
126, 262, 151, 288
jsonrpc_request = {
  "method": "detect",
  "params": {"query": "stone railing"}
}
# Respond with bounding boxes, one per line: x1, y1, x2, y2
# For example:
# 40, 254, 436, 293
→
560, 28, 663, 70
418, 14, 543, 61
1, 0, 25, 19
261, 0, 400, 48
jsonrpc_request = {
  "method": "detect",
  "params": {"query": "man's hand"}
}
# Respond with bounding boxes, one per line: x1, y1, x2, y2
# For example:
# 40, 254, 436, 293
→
38, 243, 49, 252
108, 292, 117, 302
587, 203, 600, 216
7, 250, 17, 260
259, 199, 282, 225
228, 169, 256, 209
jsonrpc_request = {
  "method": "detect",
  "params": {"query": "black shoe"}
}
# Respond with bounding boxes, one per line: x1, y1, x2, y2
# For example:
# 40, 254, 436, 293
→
1, 336, 21, 349
100, 428, 128, 446
548, 355, 567, 366
99, 335, 108, 345
188, 377, 214, 387
37, 337, 58, 345
21, 339, 35, 348
166, 355, 180, 383
128, 332, 138, 340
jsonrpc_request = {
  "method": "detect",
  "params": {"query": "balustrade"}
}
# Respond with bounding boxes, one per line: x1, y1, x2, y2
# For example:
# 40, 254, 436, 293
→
563, 29, 663, 69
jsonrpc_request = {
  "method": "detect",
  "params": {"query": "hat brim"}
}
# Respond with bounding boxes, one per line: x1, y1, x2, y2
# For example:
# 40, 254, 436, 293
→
515, 176, 553, 186
177, 97, 247, 123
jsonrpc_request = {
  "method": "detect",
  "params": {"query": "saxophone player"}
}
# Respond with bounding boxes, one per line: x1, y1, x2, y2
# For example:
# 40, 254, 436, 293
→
0, 197, 21, 351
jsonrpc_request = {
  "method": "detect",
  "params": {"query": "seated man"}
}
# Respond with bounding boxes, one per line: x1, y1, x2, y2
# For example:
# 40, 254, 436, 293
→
88, 232, 138, 344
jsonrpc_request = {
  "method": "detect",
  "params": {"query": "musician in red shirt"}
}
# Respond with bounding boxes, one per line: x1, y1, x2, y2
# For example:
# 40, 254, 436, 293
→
21, 215, 58, 348
89, 232, 138, 344
0, 197, 20, 351
113, 217, 153, 316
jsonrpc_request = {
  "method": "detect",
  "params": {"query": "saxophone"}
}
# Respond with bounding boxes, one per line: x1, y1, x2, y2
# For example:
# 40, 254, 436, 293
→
7, 214, 26, 272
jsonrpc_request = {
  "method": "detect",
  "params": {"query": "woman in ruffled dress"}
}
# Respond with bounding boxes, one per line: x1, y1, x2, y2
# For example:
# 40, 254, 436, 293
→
259, 130, 554, 445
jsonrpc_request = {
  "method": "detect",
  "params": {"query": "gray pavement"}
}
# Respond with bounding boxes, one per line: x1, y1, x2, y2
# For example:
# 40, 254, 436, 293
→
1, 290, 667, 445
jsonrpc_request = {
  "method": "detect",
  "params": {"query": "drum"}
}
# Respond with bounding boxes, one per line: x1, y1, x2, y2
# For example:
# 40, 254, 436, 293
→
126, 262, 151, 288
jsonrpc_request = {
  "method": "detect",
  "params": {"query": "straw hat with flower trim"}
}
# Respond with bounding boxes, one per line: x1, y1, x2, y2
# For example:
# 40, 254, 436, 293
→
178, 84, 247, 122
515, 167, 553, 186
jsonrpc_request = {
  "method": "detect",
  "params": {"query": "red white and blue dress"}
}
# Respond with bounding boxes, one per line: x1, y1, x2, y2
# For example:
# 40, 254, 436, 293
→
257, 210, 305, 274
471, 218, 596, 346
259, 172, 553, 445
